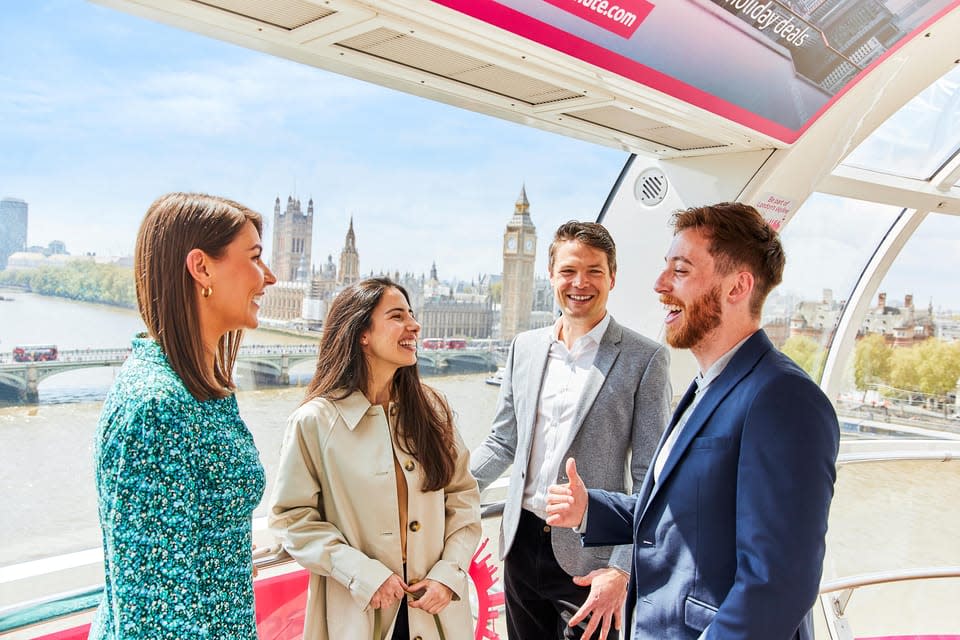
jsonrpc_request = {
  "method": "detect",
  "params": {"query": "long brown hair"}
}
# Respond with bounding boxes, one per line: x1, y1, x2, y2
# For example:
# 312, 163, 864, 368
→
134, 192, 263, 400
303, 277, 457, 491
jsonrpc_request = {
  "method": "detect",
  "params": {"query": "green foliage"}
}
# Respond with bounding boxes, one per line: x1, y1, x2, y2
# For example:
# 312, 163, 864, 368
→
780, 335, 826, 381
854, 333, 892, 390
489, 281, 502, 304
852, 334, 960, 398
0, 261, 135, 308
921, 340, 960, 396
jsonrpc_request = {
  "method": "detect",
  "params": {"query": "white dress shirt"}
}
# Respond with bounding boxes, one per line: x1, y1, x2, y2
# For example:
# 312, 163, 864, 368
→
522, 313, 611, 518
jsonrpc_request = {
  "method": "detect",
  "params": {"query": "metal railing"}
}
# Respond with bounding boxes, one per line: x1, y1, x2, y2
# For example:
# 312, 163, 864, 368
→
4, 448, 959, 638
819, 567, 960, 640
0, 499, 508, 637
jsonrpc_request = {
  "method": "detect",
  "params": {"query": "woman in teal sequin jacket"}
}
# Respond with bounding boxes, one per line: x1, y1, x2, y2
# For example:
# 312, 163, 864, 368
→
90, 192, 277, 639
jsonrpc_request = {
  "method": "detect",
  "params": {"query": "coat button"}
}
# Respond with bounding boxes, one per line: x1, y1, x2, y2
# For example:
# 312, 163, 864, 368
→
413, 637, 423, 640
409, 520, 421, 532
405, 460, 415, 472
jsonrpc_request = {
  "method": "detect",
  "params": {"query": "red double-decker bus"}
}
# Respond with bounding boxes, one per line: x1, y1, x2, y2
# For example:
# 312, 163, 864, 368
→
12, 344, 59, 362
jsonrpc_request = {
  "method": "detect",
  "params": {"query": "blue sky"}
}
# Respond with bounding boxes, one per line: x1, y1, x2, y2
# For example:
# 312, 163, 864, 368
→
3, 1, 959, 309
0, 0, 626, 282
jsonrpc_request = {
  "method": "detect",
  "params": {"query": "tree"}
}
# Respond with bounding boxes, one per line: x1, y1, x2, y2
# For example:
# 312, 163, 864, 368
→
854, 333, 891, 390
914, 339, 960, 397
780, 335, 826, 381
889, 345, 923, 395
0, 261, 136, 307
489, 281, 502, 304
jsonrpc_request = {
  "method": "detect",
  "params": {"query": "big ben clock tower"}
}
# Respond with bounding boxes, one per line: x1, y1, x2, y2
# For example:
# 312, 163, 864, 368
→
501, 185, 537, 341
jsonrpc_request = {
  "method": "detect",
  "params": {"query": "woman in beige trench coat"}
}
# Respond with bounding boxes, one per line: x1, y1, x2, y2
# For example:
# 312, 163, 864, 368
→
269, 277, 481, 640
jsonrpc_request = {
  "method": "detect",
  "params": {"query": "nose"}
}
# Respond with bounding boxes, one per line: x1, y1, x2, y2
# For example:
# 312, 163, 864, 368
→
263, 263, 277, 285
653, 269, 668, 294
409, 317, 421, 333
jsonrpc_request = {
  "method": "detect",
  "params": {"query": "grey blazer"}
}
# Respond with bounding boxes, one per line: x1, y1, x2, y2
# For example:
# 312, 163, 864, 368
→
471, 316, 671, 576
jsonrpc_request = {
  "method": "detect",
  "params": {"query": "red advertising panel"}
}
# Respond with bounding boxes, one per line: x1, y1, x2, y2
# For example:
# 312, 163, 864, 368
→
430, 0, 960, 142
541, 0, 654, 38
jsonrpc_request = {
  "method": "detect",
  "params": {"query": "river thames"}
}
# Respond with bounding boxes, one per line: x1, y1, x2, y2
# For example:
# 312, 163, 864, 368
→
3, 291, 959, 636
0, 291, 502, 567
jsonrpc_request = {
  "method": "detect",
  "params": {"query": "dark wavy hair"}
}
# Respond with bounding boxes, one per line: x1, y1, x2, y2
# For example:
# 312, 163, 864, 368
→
303, 277, 456, 491
670, 202, 785, 318
134, 192, 262, 400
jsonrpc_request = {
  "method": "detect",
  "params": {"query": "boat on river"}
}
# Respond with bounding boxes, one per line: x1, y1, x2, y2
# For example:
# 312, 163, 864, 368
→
485, 368, 504, 386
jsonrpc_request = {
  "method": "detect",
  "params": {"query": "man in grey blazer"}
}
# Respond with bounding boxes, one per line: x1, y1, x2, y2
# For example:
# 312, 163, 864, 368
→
471, 221, 671, 640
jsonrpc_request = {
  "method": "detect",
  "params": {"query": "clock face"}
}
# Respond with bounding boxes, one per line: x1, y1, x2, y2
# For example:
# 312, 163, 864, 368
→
524, 238, 534, 253
507, 237, 517, 251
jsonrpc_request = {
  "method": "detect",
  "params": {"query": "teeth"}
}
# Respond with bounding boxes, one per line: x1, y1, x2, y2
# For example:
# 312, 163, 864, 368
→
569, 295, 591, 301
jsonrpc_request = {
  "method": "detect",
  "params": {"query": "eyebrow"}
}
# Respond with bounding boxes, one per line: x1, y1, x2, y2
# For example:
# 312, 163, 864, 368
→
249, 243, 263, 252
665, 255, 694, 265
384, 306, 410, 315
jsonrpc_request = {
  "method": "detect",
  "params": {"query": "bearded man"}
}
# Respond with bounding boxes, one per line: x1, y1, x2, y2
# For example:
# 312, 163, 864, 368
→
546, 202, 840, 640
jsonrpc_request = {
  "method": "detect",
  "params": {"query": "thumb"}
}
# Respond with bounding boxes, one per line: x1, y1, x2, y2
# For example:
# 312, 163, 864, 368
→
566, 457, 582, 487
571, 570, 599, 586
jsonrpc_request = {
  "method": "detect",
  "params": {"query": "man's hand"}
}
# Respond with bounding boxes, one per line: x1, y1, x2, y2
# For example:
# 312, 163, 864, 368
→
568, 567, 629, 640
545, 457, 588, 528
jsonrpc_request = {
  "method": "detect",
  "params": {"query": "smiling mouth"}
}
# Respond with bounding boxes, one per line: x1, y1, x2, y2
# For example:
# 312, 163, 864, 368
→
567, 294, 593, 302
662, 301, 683, 323
399, 339, 417, 350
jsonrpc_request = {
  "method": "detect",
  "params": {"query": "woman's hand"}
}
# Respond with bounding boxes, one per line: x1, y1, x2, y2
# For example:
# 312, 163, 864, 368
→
406, 579, 454, 615
370, 574, 408, 609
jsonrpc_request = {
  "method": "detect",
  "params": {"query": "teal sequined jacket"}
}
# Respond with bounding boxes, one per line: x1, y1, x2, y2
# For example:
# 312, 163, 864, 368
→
91, 338, 264, 639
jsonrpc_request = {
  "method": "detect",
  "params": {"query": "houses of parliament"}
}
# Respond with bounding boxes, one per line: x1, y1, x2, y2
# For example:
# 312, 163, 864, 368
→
259, 188, 555, 340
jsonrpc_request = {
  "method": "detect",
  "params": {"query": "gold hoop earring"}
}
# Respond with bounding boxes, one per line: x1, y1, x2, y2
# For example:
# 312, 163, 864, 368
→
201, 286, 213, 298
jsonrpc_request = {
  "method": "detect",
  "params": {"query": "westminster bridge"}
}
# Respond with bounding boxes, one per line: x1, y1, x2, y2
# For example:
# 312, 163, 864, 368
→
0, 345, 498, 403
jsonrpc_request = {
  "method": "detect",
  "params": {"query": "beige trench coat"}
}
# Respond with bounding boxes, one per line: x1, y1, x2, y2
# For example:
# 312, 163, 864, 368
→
268, 391, 481, 640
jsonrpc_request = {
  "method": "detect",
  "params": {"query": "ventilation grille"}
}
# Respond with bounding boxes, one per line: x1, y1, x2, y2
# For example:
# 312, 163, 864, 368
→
192, 0, 335, 30
634, 168, 668, 206
568, 105, 728, 151
336, 28, 582, 106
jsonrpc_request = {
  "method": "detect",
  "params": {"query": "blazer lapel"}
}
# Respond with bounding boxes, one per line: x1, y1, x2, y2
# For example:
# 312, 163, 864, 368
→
638, 331, 773, 521
558, 319, 621, 455
634, 379, 697, 514
518, 330, 553, 461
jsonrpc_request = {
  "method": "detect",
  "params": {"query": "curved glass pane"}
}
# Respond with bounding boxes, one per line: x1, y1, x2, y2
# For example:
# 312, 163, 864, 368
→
843, 64, 960, 180
0, 0, 623, 589
766, 193, 900, 383
817, 454, 960, 637
832, 212, 960, 436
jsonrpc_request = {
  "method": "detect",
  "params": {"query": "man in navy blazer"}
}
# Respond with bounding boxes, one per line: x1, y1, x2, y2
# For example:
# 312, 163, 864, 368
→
546, 202, 840, 639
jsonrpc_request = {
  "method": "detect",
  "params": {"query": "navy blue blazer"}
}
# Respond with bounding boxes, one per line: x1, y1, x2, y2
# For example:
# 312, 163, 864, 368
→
583, 330, 839, 640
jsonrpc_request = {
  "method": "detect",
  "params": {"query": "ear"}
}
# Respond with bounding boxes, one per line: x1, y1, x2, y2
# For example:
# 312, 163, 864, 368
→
727, 271, 754, 305
185, 248, 212, 287
609, 270, 616, 291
